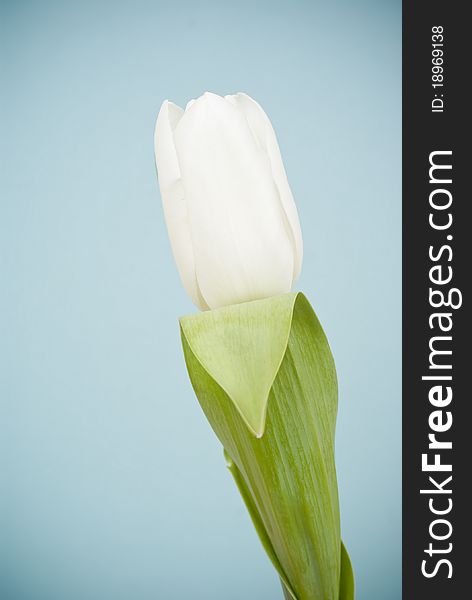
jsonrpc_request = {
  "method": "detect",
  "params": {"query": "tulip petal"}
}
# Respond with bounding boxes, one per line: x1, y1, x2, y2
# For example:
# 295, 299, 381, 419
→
173, 92, 295, 310
226, 93, 303, 283
154, 100, 209, 310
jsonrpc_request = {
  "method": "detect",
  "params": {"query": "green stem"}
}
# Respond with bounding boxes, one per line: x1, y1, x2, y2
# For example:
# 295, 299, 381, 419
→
281, 580, 295, 600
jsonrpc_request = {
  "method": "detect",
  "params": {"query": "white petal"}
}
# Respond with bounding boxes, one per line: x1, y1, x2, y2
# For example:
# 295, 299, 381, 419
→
185, 98, 196, 111
154, 100, 209, 310
173, 92, 295, 310
226, 93, 303, 283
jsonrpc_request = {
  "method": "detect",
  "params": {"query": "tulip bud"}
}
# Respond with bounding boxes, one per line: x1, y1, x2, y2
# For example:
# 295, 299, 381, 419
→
154, 92, 303, 310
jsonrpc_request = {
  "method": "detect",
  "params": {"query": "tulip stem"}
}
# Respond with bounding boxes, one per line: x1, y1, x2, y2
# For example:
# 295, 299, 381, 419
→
281, 581, 295, 600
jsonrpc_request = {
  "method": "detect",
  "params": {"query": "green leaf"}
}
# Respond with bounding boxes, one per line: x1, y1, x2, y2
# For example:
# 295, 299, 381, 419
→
180, 292, 297, 437
339, 542, 355, 600
180, 293, 353, 600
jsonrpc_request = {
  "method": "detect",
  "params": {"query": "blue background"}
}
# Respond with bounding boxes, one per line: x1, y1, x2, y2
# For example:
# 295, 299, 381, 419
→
1, 0, 401, 598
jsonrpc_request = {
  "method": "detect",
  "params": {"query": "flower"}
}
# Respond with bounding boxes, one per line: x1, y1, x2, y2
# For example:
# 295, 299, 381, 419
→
154, 92, 303, 311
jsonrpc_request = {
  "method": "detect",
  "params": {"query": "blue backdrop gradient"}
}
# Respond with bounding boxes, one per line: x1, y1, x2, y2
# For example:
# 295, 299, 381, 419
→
1, 1, 401, 598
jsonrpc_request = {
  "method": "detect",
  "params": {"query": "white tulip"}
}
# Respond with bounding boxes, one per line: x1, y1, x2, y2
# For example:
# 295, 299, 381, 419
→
154, 92, 303, 311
